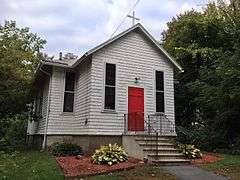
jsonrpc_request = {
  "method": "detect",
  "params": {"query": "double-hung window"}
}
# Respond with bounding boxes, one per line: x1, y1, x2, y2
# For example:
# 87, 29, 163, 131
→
104, 63, 116, 110
63, 72, 75, 112
155, 71, 164, 113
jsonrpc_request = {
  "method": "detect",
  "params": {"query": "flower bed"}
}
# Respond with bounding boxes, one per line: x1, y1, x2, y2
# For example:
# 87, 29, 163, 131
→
56, 155, 143, 178
191, 153, 223, 165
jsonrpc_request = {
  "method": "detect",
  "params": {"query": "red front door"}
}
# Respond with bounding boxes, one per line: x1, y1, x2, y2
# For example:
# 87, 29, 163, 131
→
128, 87, 144, 131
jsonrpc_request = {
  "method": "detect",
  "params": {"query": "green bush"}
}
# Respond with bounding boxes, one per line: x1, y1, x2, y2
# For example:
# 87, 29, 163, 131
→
48, 142, 83, 156
91, 144, 128, 166
176, 126, 226, 151
0, 114, 28, 151
179, 144, 202, 159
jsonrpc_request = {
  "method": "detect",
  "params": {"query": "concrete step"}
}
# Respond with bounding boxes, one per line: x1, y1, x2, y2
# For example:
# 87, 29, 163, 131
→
151, 159, 190, 165
148, 153, 184, 158
148, 153, 185, 160
138, 142, 175, 148
135, 137, 171, 142
143, 147, 181, 155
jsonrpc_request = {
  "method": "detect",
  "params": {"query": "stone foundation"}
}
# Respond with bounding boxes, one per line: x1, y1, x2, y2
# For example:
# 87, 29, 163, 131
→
26, 134, 43, 149
28, 134, 122, 153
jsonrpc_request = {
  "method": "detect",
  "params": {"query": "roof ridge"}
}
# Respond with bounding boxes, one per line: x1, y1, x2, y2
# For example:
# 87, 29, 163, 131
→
72, 23, 183, 72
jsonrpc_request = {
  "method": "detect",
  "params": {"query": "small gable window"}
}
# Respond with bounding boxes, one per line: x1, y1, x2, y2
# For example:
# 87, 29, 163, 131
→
156, 71, 164, 113
104, 63, 116, 110
63, 72, 75, 112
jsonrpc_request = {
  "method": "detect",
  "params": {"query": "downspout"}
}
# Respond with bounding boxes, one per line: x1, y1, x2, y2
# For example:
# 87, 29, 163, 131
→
39, 66, 52, 150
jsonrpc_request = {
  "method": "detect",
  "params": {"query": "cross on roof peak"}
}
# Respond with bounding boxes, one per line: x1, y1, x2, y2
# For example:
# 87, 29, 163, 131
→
127, 11, 140, 26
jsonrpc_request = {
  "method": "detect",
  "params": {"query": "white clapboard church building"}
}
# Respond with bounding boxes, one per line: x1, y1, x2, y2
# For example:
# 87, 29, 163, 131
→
27, 22, 189, 164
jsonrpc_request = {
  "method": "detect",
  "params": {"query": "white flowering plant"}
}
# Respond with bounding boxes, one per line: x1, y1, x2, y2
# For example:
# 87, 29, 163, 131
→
91, 144, 128, 166
179, 144, 202, 159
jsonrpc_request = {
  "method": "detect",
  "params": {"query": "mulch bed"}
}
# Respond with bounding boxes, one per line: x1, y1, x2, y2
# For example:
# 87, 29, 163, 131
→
56, 155, 144, 178
191, 153, 223, 165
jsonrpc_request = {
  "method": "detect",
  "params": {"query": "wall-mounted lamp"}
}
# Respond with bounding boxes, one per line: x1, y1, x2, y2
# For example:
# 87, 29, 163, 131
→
135, 77, 140, 83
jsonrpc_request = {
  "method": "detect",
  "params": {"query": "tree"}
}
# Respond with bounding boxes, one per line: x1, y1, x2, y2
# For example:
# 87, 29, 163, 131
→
162, 0, 240, 150
0, 20, 46, 117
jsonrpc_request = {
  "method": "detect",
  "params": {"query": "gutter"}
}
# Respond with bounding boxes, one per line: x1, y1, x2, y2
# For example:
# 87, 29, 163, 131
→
39, 65, 52, 150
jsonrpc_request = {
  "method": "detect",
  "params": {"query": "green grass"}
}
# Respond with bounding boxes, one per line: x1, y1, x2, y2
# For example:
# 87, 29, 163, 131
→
201, 154, 240, 180
0, 151, 176, 180
87, 165, 177, 180
0, 151, 64, 180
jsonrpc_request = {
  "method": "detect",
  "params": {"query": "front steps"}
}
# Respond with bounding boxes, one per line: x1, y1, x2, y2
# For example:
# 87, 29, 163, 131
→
122, 135, 190, 165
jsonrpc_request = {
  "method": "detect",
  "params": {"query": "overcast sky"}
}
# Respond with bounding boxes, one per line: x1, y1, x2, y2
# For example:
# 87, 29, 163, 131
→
0, 0, 204, 57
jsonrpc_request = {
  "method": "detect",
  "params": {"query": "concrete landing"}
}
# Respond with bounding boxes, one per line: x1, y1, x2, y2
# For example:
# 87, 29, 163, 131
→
162, 165, 227, 180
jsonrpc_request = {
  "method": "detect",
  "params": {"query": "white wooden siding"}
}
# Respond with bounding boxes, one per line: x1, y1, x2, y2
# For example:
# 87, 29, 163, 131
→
46, 60, 91, 134
37, 78, 49, 134
89, 30, 175, 135
27, 77, 49, 134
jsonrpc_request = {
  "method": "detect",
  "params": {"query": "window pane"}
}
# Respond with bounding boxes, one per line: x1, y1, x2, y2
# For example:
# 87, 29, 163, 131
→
156, 71, 164, 91
106, 63, 116, 86
63, 92, 74, 112
65, 72, 75, 91
156, 92, 164, 112
104, 86, 115, 110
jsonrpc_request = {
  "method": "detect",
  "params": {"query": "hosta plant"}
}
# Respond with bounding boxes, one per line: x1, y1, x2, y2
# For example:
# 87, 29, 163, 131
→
179, 144, 202, 159
91, 144, 128, 166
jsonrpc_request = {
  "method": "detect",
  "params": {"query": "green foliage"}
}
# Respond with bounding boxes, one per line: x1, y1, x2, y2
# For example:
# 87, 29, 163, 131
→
163, 1, 240, 150
176, 126, 227, 151
0, 114, 28, 151
48, 142, 83, 156
0, 20, 46, 117
91, 144, 128, 166
0, 20, 46, 150
179, 144, 202, 159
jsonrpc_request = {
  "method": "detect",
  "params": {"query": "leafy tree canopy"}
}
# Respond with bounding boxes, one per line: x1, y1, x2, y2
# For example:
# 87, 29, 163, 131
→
0, 20, 46, 117
162, 0, 240, 149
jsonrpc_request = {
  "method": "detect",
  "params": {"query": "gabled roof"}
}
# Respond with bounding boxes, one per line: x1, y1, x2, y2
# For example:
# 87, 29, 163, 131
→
72, 23, 183, 72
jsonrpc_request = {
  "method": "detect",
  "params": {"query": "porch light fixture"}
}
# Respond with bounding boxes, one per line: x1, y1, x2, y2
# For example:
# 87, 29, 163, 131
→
135, 77, 140, 83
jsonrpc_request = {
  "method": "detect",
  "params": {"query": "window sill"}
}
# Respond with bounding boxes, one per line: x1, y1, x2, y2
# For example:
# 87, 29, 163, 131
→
154, 112, 165, 115
101, 110, 118, 114
61, 112, 75, 116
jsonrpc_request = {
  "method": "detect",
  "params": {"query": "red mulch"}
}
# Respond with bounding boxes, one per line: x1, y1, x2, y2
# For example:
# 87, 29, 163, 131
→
191, 153, 223, 165
56, 155, 144, 178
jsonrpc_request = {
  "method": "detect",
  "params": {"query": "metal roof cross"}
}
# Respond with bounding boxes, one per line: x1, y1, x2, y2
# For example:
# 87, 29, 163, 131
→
127, 11, 140, 26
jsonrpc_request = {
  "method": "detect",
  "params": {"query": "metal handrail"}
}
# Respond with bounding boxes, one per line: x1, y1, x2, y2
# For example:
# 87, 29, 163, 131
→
123, 112, 175, 135
123, 112, 175, 160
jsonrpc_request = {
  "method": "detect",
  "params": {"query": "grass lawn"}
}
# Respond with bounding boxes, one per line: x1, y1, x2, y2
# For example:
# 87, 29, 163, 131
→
87, 165, 177, 180
0, 151, 64, 180
0, 150, 176, 180
200, 154, 240, 180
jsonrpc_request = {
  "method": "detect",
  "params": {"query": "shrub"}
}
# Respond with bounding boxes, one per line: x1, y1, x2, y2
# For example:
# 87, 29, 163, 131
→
91, 144, 128, 166
179, 144, 202, 159
48, 142, 83, 156
0, 114, 28, 151
176, 126, 227, 151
